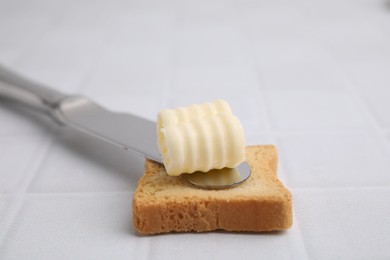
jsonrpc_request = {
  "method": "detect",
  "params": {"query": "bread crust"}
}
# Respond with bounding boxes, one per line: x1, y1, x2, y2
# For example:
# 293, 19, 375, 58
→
133, 145, 292, 234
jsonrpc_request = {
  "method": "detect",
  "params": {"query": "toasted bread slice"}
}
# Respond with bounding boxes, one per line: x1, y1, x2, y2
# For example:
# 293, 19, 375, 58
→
132, 145, 292, 234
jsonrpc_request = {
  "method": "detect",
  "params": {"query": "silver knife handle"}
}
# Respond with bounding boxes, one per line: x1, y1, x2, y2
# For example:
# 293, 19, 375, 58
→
0, 64, 67, 114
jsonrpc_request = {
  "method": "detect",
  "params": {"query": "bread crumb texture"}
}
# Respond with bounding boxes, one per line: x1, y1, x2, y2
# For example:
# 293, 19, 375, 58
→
132, 145, 292, 234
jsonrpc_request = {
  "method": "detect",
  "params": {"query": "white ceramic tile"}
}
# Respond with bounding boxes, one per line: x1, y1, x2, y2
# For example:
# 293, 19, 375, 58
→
98, 45, 172, 68
377, 15, 390, 36
294, 188, 390, 259
257, 62, 348, 91
0, 196, 8, 222
15, 30, 108, 93
175, 25, 249, 68
0, 195, 11, 240
0, 195, 10, 243
0, 193, 136, 260
343, 62, 390, 91
29, 129, 145, 193
81, 39, 172, 97
82, 62, 171, 97
146, 222, 307, 260
277, 133, 390, 188
236, 4, 312, 42
265, 90, 367, 131
331, 40, 390, 63
51, 0, 123, 33
342, 62, 390, 127
363, 91, 390, 128
0, 49, 21, 66
233, 0, 309, 11
236, 3, 307, 26
121, 0, 177, 11
253, 40, 333, 67
310, 20, 386, 47
176, 0, 235, 26
110, 10, 175, 47
81, 37, 173, 97
0, 0, 62, 16
173, 67, 260, 92
305, 15, 390, 62
303, 0, 379, 22
0, 136, 45, 193
0, 0, 63, 64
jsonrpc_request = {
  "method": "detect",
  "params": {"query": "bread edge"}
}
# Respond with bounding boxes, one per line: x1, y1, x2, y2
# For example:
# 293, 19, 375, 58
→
133, 145, 292, 234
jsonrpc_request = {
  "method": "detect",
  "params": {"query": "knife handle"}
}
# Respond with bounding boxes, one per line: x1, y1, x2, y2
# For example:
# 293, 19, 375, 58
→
0, 64, 67, 114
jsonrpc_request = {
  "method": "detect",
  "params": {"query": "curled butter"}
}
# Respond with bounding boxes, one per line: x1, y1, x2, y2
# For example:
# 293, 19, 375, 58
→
157, 99, 245, 176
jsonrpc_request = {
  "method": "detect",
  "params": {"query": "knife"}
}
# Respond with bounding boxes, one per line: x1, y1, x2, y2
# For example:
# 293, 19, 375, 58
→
0, 64, 250, 189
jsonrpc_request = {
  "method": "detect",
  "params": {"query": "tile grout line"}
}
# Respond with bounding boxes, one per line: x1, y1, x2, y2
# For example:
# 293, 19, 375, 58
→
232, 3, 310, 259
0, 138, 54, 246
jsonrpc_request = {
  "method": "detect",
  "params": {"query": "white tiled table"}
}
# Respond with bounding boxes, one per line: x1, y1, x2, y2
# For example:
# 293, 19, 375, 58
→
1, 0, 390, 259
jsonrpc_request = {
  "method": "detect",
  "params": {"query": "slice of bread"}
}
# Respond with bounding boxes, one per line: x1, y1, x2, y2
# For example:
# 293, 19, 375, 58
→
132, 145, 292, 234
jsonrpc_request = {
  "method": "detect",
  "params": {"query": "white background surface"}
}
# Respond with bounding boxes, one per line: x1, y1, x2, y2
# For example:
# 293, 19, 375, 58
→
1, 0, 390, 259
